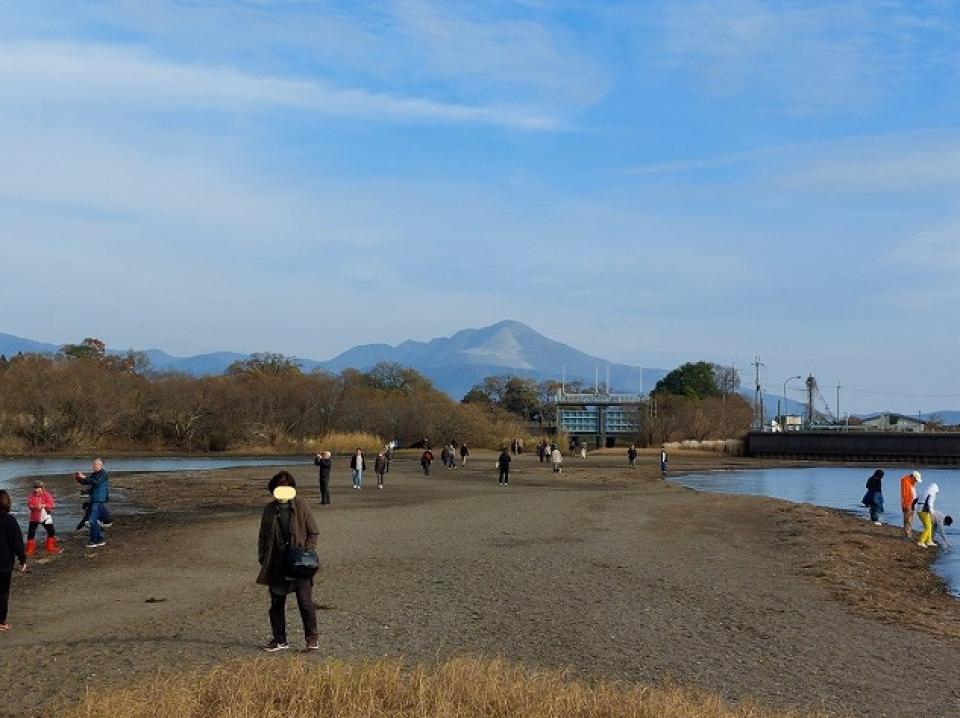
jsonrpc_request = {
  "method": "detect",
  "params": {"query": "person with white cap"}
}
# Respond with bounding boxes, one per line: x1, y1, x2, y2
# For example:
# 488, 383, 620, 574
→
899, 471, 922, 539
916, 482, 940, 548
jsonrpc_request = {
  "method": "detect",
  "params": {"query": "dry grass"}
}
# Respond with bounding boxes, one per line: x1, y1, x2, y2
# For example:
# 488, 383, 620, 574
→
664, 439, 745, 455
303, 431, 386, 456
65, 655, 830, 718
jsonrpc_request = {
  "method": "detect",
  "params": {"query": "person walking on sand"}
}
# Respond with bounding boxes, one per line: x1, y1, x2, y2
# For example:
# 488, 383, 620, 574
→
916, 483, 940, 548
862, 469, 885, 526
25, 480, 60, 556
314, 451, 332, 505
76, 458, 109, 548
384, 444, 393, 473
460, 443, 469, 467
551, 446, 563, 474
258, 472, 319, 652
0, 490, 27, 631
627, 444, 638, 469
350, 448, 366, 490
579, 444, 587, 460
498, 447, 511, 485
900, 471, 922, 538
374, 451, 387, 489
421, 449, 434, 476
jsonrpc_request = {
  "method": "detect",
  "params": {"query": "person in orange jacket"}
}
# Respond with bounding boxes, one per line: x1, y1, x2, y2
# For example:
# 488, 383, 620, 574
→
25, 480, 60, 555
899, 471, 922, 539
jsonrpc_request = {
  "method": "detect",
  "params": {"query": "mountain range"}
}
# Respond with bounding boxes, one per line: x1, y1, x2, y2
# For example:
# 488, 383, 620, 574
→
0, 321, 668, 398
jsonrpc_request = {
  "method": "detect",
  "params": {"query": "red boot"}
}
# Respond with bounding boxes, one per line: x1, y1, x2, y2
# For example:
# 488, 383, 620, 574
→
25, 539, 36, 557
45, 537, 61, 554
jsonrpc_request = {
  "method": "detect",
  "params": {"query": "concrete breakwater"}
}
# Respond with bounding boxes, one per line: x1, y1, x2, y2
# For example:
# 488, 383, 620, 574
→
746, 431, 960, 464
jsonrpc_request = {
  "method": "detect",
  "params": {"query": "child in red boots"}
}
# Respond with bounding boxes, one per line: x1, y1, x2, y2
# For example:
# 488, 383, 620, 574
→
26, 480, 60, 555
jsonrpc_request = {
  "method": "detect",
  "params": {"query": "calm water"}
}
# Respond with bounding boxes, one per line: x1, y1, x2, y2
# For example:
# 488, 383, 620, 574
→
670, 467, 960, 597
0, 456, 303, 526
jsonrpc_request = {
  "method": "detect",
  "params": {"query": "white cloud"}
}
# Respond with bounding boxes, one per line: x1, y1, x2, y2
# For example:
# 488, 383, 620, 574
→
0, 41, 560, 129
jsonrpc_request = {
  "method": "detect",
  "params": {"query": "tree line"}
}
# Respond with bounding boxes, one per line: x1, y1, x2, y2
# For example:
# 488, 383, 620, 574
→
0, 339, 524, 453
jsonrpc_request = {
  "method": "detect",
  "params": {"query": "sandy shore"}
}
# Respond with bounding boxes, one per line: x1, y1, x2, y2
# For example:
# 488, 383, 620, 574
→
2, 450, 958, 717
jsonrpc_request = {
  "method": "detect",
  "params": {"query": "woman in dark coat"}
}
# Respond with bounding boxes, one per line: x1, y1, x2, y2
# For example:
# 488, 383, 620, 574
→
862, 469, 885, 526
257, 472, 320, 651
0, 490, 27, 630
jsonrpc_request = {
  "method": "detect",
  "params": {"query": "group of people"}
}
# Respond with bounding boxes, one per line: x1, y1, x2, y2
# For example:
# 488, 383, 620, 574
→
0, 458, 112, 631
315, 446, 394, 497
862, 469, 952, 549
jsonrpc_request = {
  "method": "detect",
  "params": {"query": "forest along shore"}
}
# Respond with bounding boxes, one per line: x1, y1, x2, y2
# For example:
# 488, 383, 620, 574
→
1, 451, 958, 718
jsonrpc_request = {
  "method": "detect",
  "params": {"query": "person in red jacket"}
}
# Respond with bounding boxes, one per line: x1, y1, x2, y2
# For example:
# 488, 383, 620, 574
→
25, 480, 59, 555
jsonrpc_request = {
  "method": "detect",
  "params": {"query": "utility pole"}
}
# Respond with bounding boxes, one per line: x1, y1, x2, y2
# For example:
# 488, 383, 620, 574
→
805, 375, 817, 428
835, 384, 841, 425
752, 356, 764, 430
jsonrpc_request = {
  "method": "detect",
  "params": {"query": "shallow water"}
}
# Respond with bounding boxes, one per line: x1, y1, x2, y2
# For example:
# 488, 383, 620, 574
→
670, 467, 960, 597
0, 456, 303, 527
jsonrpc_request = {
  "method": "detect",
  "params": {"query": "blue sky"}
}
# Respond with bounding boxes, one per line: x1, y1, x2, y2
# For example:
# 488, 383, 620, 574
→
1, 1, 959, 413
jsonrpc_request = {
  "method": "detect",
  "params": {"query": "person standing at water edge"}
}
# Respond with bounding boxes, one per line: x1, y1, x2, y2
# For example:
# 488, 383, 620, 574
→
862, 469, 884, 526
25, 480, 60, 555
498, 448, 511, 485
899, 471, 922, 538
314, 451, 332, 505
930, 512, 953, 550
76, 458, 109, 548
0, 490, 27, 631
350, 448, 366, 490
916, 483, 940, 548
258, 472, 319, 651
374, 451, 387, 489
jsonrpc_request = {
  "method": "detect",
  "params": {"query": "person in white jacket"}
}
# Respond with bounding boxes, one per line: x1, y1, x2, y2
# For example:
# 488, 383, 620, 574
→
550, 447, 563, 474
916, 483, 940, 548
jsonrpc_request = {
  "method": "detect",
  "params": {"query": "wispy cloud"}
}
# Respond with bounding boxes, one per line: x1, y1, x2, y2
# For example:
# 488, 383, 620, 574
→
0, 41, 561, 129
648, 0, 957, 113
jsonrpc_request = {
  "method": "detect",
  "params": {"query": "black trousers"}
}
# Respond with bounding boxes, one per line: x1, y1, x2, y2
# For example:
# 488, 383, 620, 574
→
269, 579, 317, 643
499, 468, 509, 484
27, 521, 55, 540
319, 477, 331, 504
0, 571, 11, 624
376, 470, 385, 486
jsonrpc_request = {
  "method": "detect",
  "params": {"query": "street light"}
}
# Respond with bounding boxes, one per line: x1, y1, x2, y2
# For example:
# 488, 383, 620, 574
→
782, 375, 802, 428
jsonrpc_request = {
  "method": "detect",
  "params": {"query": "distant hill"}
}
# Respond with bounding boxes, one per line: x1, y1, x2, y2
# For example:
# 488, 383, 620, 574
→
0, 322, 666, 398
319, 320, 664, 397
0, 332, 60, 357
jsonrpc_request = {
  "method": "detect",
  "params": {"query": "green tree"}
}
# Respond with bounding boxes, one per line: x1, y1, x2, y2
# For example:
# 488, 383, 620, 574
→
652, 361, 723, 399
227, 353, 302, 376
61, 337, 106, 361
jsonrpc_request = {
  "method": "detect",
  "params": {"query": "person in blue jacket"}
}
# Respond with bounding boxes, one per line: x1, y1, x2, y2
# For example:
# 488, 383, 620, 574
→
76, 458, 110, 548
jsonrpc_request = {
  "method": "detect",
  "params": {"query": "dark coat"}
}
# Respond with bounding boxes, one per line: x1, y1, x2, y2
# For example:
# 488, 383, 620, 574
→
349, 454, 366, 471
498, 451, 512, 469
314, 457, 332, 481
375, 456, 387, 474
460, 445, 469, 457
78, 469, 109, 503
0, 513, 26, 573
257, 497, 318, 585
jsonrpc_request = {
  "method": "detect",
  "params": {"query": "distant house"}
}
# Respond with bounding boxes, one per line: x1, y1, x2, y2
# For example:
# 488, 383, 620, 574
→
859, 412, 926, 433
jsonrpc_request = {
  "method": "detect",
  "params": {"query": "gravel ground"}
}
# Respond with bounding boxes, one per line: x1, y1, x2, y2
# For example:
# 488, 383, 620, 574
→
2, 450, 958, 717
